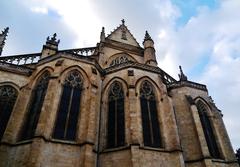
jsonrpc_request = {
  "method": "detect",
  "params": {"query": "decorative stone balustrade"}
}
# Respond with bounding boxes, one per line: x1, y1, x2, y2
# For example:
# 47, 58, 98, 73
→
0, 53, 41, 65
63, 47, 96, 56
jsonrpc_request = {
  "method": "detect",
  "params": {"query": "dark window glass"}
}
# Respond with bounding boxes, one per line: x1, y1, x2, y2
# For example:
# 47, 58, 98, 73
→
107, 81, 125, 148
140, 80, 161, 147
196, 101, 221, 159
19, 72, 50, 141
53, 70, 82, 141
0, 86, 18, 141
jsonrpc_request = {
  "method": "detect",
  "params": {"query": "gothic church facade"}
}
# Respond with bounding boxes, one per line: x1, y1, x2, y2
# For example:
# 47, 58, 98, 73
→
0, 21, 238, 167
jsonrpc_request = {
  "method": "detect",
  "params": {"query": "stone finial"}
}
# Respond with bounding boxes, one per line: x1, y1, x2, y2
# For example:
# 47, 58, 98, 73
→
42, 33, 60, 58
121, 19, 125, 25
178, 66, 188, 81
0, 27, 9, 56
1, 27, 9, 36
46, 33, 60, 46
100, 27, 105, 42
143, 31, 153, 44
143, 30, 157, 66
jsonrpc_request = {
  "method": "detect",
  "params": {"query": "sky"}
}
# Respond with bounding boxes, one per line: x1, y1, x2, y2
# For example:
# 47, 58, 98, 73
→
0, 0, 239, 151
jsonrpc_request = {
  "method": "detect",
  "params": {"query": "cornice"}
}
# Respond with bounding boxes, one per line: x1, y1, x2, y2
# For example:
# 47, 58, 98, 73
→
167, 80, 207, 92
0, 62, 34, 76
104, 61, 176, 84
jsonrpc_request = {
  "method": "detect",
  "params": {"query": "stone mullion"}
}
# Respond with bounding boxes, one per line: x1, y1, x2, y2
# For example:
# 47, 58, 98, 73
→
2, 86, 32, 143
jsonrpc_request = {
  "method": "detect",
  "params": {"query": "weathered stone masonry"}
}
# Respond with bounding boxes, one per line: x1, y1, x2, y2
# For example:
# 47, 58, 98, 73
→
0, 21, 238, 167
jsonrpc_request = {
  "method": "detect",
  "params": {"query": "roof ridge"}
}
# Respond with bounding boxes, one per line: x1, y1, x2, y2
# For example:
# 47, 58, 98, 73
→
106, 21, 141, 47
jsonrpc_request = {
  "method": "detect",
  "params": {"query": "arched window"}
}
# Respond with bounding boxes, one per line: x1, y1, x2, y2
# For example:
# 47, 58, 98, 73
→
107, 81, 125, 148
140, 80, 161, 147
53, 70, 83, 141
0, 85, 18, 141
19, 71, 50, 141
196, 100, 220, 159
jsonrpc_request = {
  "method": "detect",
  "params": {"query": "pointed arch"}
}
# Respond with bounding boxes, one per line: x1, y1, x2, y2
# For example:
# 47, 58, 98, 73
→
53, 70, 83, 141
0, 85, 18, 141
140, 80, 161, 147
107, 81, 125, 148
135, 76, 162, 96
196, 99, 220, 158
59, 65, 90, 89
30, 66, 54, 85
0, 82, 20, 90
19, 71, 50, 141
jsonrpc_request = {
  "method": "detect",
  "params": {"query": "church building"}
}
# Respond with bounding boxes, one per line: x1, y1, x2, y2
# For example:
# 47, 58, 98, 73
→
0, 21, 238, 167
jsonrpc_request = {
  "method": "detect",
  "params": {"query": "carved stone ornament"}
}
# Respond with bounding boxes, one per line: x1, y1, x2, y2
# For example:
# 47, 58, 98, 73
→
140, 80, 155, 100
109, 81, 124, 100
185, 95, 195, 105
64, 70, 83, 88
121, 19, 127, 40
110, 55, 130, 67
0, 86, 17, 99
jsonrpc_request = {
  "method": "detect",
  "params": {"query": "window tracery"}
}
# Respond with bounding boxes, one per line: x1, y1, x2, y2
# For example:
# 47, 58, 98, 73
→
107, 81, 125, 148
53, 70, 83, 141
140, 80, 161, 147
0, 85, 18, 140
19, 71, 50, 141
196, 100, 220, 159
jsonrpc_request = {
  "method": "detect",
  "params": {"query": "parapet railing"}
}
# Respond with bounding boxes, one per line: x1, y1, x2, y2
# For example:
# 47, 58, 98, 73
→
0, 47, 97, 65
167, 80, 207, 91
0, 53, 41, 65
62, 47, 96, 56
105, 61, 177, 84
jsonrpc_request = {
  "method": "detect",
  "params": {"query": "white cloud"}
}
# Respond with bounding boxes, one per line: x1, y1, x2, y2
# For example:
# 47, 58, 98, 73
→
30, 7, 48, 14
155, 0, 240, 149
26, 0, 103, 47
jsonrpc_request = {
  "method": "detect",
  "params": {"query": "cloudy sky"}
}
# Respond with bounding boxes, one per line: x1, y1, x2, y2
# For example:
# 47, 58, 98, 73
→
1, 0, 239, 150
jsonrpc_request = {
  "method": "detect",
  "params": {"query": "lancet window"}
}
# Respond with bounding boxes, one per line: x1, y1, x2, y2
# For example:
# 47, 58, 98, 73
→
19, 71, 50, 141
196, 100, 220, 158
0, 85, 18, 140
53, 70, 83, 141
140, 80, 161, 147
107, 81, 125, 148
